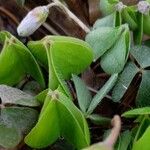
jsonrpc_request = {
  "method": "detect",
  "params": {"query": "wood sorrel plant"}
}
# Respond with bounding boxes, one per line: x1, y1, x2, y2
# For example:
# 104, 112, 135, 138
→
2, 0, 150, 150
86, 24, 131, 74
0, 31, 94, 149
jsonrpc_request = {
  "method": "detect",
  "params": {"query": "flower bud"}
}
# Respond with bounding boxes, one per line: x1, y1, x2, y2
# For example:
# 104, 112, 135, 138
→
137, 1, 150, 15
17, 6, 49, 37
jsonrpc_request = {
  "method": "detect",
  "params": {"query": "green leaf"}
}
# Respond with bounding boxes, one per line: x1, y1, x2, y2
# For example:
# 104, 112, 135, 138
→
87, 74, 118, 114
36, 89, 48, 104
131, 45, 150, 69
112, 45, 150, 105
122, 107, 150, 118
86, 26, 122, 60
25, 96, 60, 148
0, 31, 45, 88
112, 61, 139, 102
0, 107, 38, 148
51, 41, 92, 80
25, 90, 90, 149
57, 92, 90, 149
72, 74, 92, 113
132, 126, 150, 150
0, 85, 40, 106
0, 124, 21, 149
101, 27, 130, 74
28, 36, 93, 96
0, 107, 39, 134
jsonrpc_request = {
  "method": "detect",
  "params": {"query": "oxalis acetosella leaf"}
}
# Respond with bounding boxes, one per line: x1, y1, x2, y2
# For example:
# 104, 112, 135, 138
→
112, 45, 150, 107
25, 89, 90, 149
28, 36, 93, 96
100, 25, 130, 74
86, 24, 130, 74
0, 31, 45, 88
0, 85, 39, 149
0, 107, 38, 149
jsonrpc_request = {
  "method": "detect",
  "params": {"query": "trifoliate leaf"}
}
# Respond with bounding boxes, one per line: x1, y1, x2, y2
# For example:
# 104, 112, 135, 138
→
28, 36, 93, 96
112, 45, 150, 105
25, 90, 90, 149
101, 28, 130, 74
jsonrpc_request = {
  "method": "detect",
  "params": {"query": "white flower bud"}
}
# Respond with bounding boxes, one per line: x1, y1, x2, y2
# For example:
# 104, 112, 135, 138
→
137, 1, 150, 15
17, 6, 49, 37
115, 2, 126, 12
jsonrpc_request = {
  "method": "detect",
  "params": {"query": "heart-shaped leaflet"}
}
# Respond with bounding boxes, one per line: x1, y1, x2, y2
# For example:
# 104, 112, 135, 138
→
0, 31, 45, 88
25, 90, 90, 149
27, 36, 93, 96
